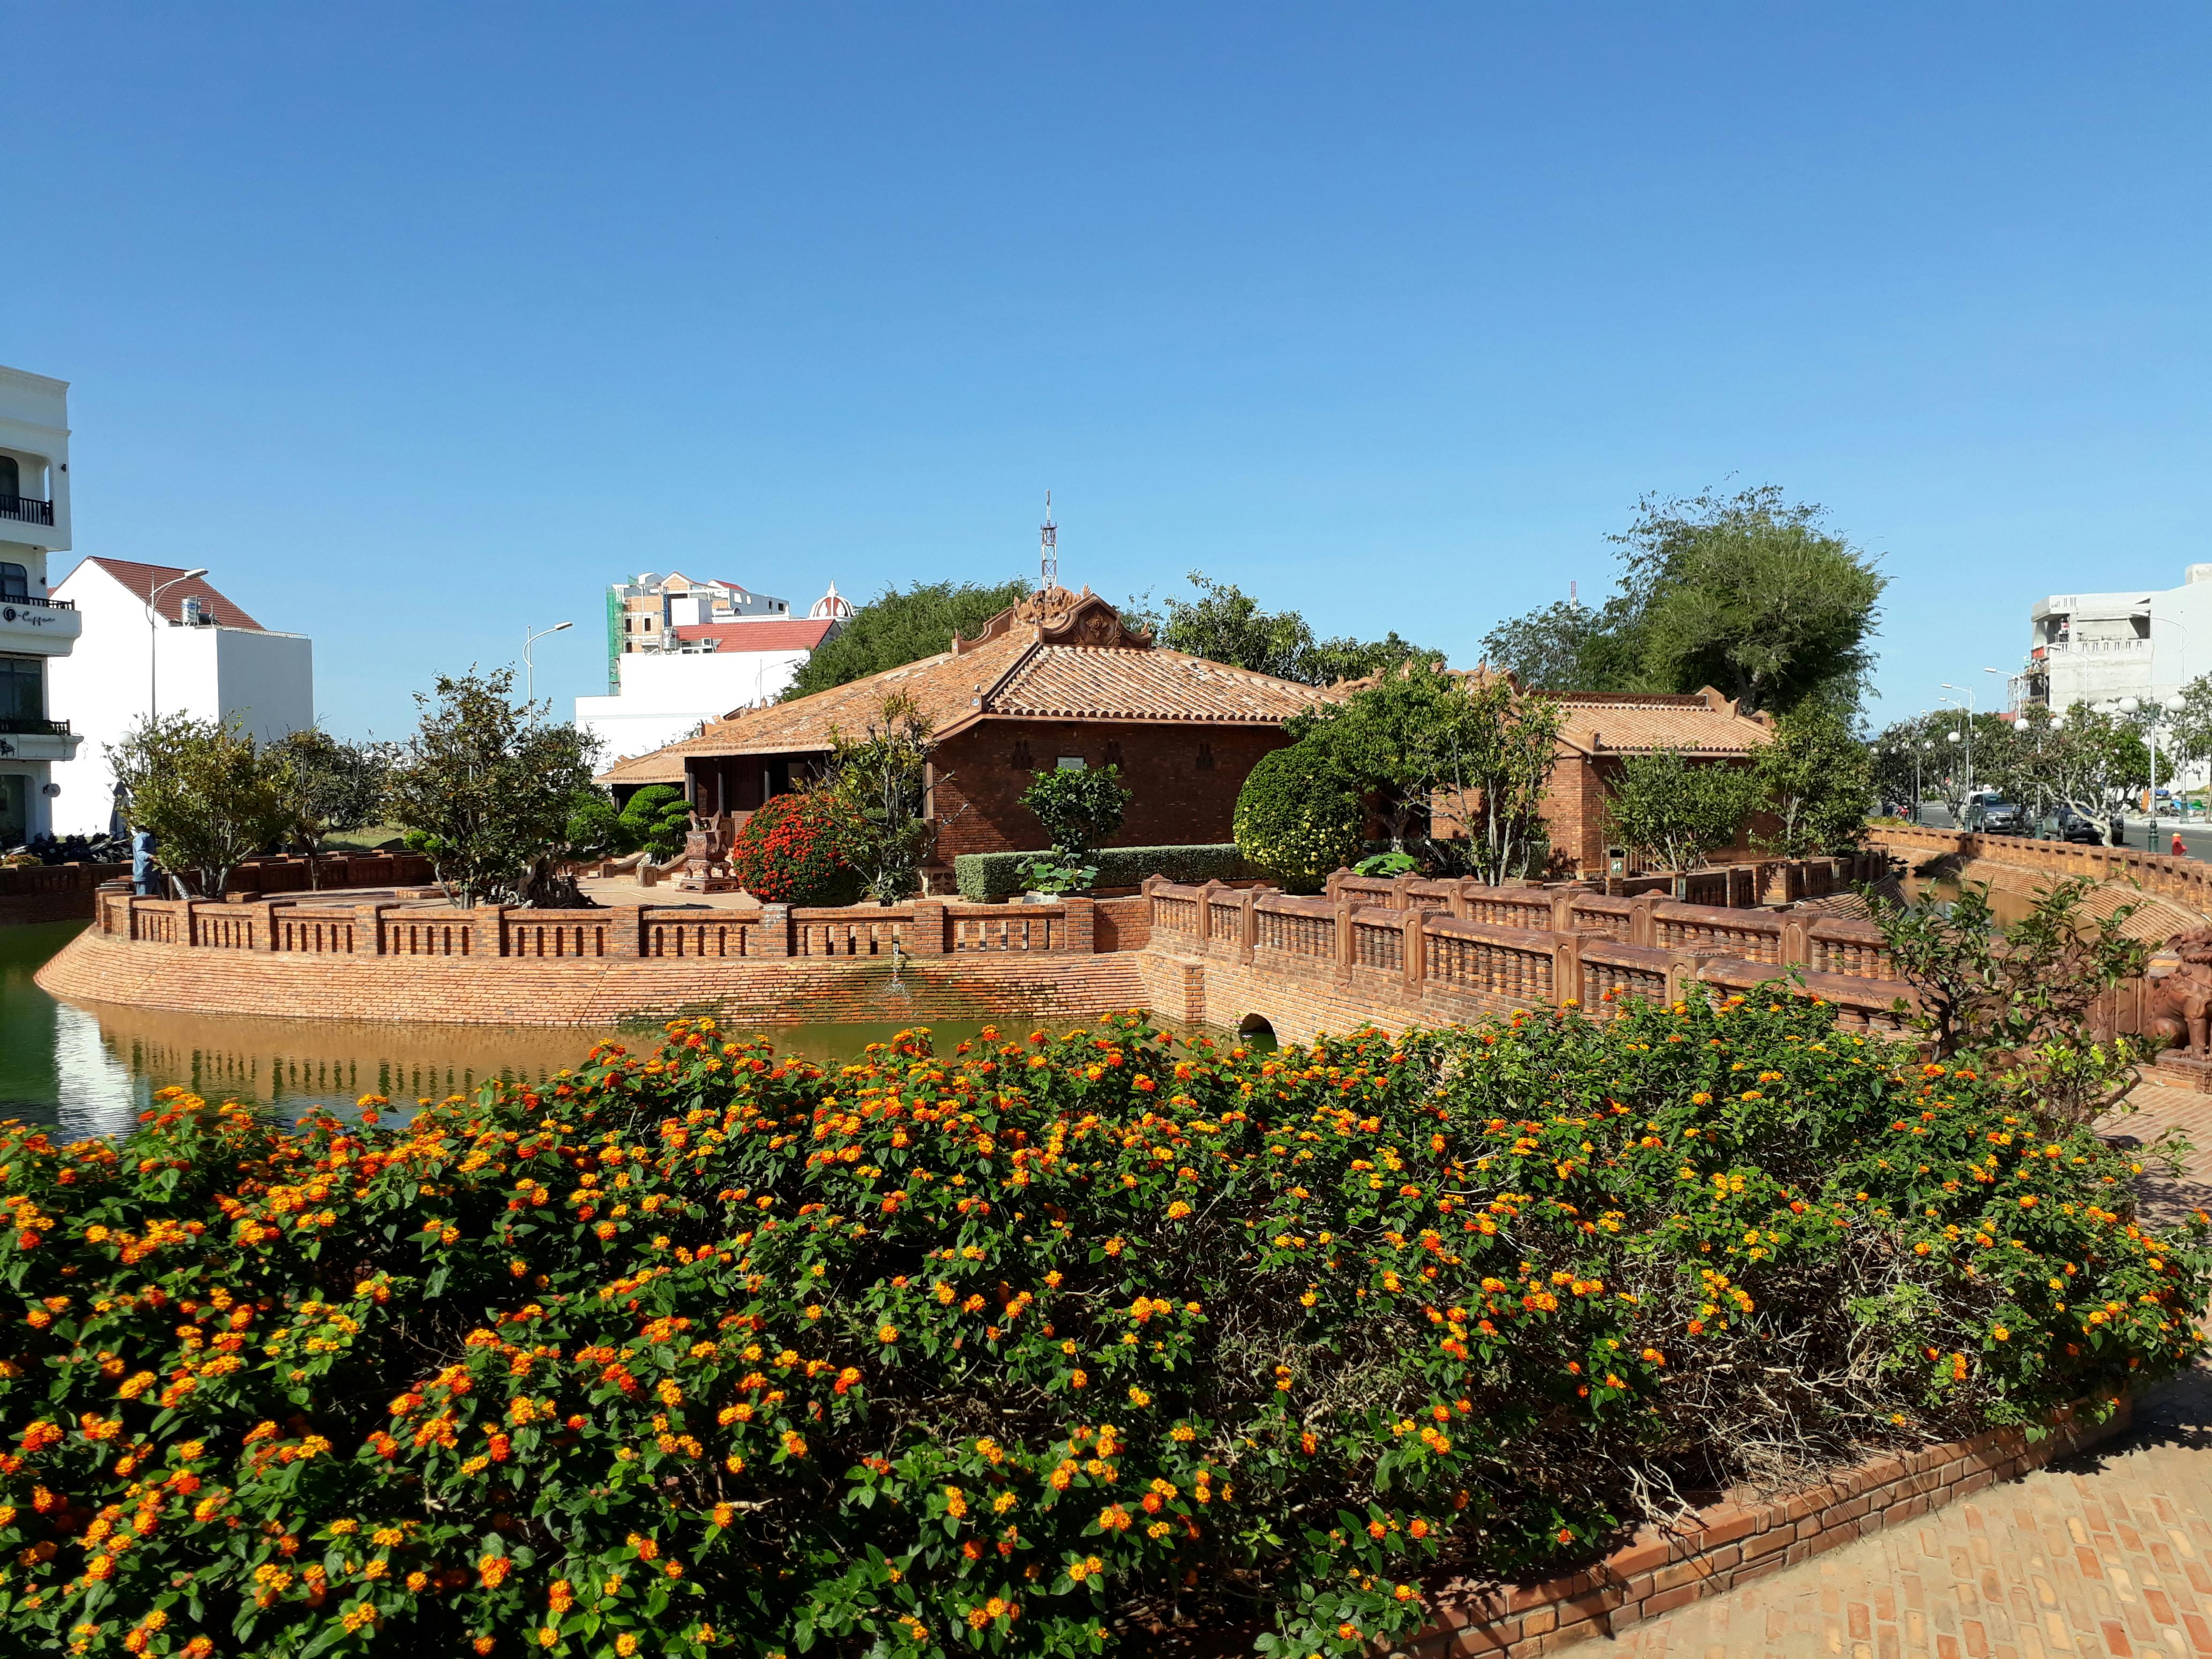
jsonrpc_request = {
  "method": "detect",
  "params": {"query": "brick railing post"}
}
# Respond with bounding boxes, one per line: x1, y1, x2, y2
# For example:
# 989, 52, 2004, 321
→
1549, 891, 1578, 934
1401, 909, 1425, 996
755, 904, 792, 957
1063, 896, 1095, 954
1452, 877, 1476, 921
1780, 914, 1812, 970
258, 899, 283, 951
1237, 887, 1258, 964
1554, 933, 1585, 1008
1325, 867, 1348, 903
1334, 893, 1355, 985
908, 900, 948, 955
1196, 880, 1221, 944
357, 902, 388, 955
1667, 951, 1719, 1006
1628, 893, 1658, 949
602, 905, 643, 959
95, 879, 128, 933
1389, 872, 1416, 913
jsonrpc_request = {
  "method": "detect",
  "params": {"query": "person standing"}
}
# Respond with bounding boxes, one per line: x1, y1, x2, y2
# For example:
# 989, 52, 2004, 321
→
131, 825, 160, 898
2174, 831, 2188, 858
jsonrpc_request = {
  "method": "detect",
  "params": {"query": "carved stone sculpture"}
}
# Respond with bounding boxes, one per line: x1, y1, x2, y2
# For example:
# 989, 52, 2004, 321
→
2145, 926, 2212, 1057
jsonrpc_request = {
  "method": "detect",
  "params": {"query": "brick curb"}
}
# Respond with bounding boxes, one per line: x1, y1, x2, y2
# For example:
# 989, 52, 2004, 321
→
1383, 1398, 2132, 1659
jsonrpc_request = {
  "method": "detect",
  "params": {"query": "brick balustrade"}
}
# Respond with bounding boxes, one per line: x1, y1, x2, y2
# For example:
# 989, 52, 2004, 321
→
1869, 823, 2212, 921
1138, 870, 1914, 1043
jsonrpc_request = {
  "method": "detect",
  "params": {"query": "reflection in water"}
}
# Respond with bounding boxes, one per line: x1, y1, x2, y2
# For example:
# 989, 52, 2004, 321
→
1898, 877, 2039, 928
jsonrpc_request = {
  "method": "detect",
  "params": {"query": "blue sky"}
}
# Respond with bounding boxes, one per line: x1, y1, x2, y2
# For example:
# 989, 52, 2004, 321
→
10, 5, 2208, 739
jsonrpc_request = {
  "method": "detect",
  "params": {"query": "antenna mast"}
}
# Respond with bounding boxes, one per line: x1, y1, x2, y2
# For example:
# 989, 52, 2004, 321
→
1040, 491, 1057, 591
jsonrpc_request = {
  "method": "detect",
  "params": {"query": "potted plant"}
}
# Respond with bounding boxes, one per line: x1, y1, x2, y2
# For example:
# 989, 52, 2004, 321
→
1018, 847, 1098, 902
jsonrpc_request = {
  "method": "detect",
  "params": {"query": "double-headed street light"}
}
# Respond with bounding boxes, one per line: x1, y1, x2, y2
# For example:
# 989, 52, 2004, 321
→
524, 621, 574, 708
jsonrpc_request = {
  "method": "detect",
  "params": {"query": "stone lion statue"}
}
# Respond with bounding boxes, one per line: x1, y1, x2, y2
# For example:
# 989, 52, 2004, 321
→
2146, 926, 2212, 1058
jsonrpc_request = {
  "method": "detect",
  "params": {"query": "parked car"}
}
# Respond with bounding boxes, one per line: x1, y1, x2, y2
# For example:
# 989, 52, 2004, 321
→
1963, 798, 2029, 835
2050, 807, 2112, 845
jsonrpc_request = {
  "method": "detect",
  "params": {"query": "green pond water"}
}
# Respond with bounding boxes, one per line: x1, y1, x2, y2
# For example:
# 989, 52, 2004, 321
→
0, 923, 996, 1141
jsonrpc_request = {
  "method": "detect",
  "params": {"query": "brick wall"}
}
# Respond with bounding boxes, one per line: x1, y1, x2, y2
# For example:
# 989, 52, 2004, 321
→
930, 721, 1294, 860
36, 929, 1150, 1029
1538, 755, 1780, 878
0, 861, 127, 926
1389, 1398, 2127, 1659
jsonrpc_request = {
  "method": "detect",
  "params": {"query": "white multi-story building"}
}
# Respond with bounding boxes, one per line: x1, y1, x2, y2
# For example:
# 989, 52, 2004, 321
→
576, 580, 854, 761
46, 559, 314, 836
2012, 565, 2212, 716
0, 366, 84, 847
604, 571, 798, 689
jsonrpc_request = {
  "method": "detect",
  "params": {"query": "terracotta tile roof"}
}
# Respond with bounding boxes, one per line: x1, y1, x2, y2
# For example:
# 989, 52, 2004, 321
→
596, 621, 1333, 787
668, 618, 840, 652
71, 557, 266, 630
1551, 691, 1773, 757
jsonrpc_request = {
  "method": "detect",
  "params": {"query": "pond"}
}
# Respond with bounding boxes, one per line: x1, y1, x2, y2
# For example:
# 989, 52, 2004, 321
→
0, 922, 993, 1142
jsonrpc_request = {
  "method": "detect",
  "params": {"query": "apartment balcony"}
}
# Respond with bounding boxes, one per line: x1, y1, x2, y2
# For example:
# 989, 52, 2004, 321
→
0, 715, 80, 761
0, 495, 55, 529
0, 594, 80, 654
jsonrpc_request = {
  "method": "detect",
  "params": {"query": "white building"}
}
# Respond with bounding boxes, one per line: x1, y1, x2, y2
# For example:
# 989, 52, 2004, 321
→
2012, 565, 2212, 716
0, 366, 83, 847
605, 571, 797, 688
46, 559, 314, 836
576, 581, 853, 761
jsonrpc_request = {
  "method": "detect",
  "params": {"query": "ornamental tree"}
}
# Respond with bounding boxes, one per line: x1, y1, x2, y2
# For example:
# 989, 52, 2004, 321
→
1232, 742, 1364, 893
825, 692, 938, 903
106, 714, 290, 897
384, 668, 601, 906
1019, 765, 1131, 864
1751, 706, 1874, 857
1603, 749, 1759, 873
725, 791, 863, 905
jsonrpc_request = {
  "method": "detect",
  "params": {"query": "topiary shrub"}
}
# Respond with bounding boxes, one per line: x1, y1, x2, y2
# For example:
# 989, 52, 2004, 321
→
725, 791, 863, 905
1234, 741, 1363, 893
1, 999, 2202, 1659
619, 784, 695, 862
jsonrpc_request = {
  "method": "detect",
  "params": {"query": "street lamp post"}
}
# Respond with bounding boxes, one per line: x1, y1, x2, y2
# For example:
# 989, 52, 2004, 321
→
524, 622, 574, 709
146, 568, 210, 723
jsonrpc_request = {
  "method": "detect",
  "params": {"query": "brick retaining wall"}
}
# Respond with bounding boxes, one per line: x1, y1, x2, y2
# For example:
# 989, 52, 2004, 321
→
1392, 1398, 2128, 1658
36, 927, 1149, 1028
0, 861, 128, 925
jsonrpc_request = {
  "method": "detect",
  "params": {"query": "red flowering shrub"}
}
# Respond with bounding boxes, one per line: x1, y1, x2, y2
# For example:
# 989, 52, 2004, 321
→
0, 997, 2203, 1658
724, 791, 862, 906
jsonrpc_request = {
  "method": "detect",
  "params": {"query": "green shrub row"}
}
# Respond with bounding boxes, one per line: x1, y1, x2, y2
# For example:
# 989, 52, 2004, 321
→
952, 842, 1252, 901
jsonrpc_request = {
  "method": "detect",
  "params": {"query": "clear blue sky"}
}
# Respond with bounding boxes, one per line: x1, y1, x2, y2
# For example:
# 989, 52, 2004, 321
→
10, 5, 2207, 740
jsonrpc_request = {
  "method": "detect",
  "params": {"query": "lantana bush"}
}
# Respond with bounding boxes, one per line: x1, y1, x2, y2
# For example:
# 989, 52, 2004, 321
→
2, 993, 2204, 1658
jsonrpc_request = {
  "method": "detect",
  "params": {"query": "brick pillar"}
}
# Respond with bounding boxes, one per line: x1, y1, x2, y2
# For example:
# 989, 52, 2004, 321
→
96, 880, 128, 934
601, 905, 644, 959
1062, 896, 1095, 954
908, 900, 948, 955
1325, 867, 1347, 903
1667, 951, 1718, 1006
1553, 933, 1586, 1009
1401, 909, 1425, 996
1197, 880, 1221, 944
1179, 961, 1207, 1027
357, 902, 389, 955
1452, 878, 1475, 921
1237, 888, 1258, 965
755, 903, 793, 958
258, 899, 284, 951
1389, 872, 1416, 912
1628, 893, 1657, 950
1334, 893, 1355, 985
1780, 915, 1811, 970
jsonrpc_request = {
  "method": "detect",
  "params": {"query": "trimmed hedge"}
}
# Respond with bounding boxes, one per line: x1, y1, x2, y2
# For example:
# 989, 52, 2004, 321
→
953, 842, 1252, 901
1234, 741, 1364, 894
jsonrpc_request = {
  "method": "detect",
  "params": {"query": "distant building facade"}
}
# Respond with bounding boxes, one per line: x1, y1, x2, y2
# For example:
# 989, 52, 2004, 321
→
46, 559, 313, 836
603, 572, 797, 691
2011, 565, 2212, 714
576, 580, 855, 762
0, 365, 83, 846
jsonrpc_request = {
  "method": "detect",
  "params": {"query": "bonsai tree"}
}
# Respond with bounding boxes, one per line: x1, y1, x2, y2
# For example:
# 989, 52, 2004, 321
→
106, 714, 289, 898
617, 784, 694, 861
1603, 748, 1758, 873
384, 668, 601, 907
825, 692, 938, 903
1234, 741, 1364, 894
1018, 763, 1131, 890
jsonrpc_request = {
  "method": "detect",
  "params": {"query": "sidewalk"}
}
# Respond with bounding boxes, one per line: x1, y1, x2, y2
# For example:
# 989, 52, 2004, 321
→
1586, 1083, 2212, 1659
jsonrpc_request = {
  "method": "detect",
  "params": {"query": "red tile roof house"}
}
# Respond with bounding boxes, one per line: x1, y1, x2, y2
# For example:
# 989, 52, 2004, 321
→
598, 585, 1331, 878
1432, 682, 1780, 877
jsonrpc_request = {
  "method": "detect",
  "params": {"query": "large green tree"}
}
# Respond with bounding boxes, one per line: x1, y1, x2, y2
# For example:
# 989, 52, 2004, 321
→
781, 578, 1032, 700
1604, 749, 1760, 873
385, 668, 601, 906
1480, 485, 1886, 714
266, 728, 397, 880
1139, 572, 1425, 686
1288, 660, 1506, 852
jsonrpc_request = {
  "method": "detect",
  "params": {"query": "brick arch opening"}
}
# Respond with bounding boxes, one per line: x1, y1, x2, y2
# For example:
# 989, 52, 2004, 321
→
1236, 1013, 1277, 1048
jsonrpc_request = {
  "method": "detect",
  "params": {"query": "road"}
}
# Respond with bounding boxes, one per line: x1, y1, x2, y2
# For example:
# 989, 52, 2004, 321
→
1913, 803, 2212, 859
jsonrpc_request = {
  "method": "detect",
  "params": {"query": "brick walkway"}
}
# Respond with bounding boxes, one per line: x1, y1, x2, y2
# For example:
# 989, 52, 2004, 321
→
1590, 1083, 2212, 1659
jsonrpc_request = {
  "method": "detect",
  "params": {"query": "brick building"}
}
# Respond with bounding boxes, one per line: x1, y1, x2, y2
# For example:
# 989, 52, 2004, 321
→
1535, 688, 1776, 875
599, 584, 1326, 867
